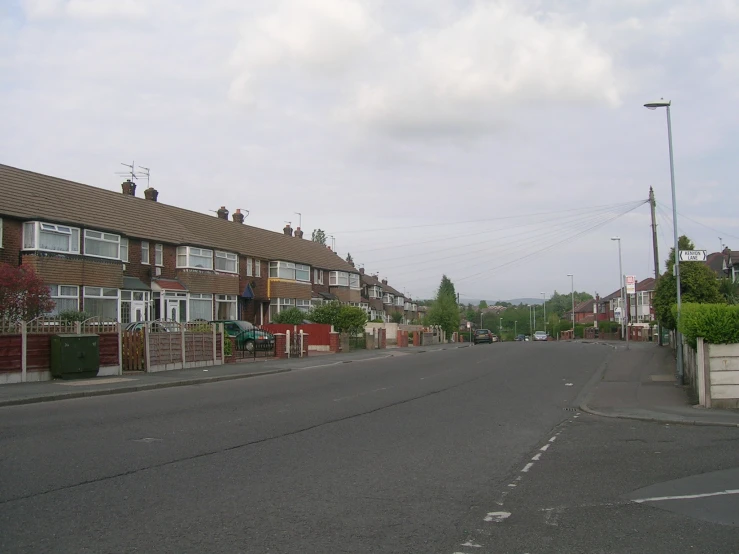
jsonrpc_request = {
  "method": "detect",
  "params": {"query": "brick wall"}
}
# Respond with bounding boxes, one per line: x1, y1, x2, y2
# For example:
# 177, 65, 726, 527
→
239, 257, 268, 300
22, 253, 124, 288
269, 279, 312, 300
331, 287, 361, 303
124, 240, 178, 284
177, 270, 240, 294
0, 217, 22, 266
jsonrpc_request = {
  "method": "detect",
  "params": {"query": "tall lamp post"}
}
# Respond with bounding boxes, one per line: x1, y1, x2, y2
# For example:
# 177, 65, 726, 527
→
541, 292, 547, 332
499, 317, 503, 340
567, 274, 575, 335
645, 99, 683, 384
611, 237, 625, 341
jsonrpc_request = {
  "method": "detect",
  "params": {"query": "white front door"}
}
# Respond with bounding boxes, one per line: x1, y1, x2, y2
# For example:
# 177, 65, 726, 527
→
132, 301, 146, 322
167, 299, 180, 322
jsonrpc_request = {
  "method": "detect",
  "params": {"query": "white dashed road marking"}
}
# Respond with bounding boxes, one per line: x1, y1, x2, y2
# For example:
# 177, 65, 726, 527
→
460, 540, 482, 547
540, 444, 550, 452
484, 511, 511, 523
532, 453, 542, 461
522, 463, 534, 473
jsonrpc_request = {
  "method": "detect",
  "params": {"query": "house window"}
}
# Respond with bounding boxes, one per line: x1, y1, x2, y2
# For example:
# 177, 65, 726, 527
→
83, 287, 119, 320
369, 286, 382, 299
329, 271, 349, 287
23, 221, 80, 254
177, 246, 214, 270
83, 229, 120, 260
141, 241, 150, 265
48, 285, 79, 315
296, 299, 311, 313
255, 259, 261, 277
269, 298, 294, 321
314, 269, 324, 284
269, 261, 296, 280
189, 293, 213, 321
395, 297, 404, 307
215, 250, 237, 273
120, 238, 129, 263
246, 257, 253, 277
349, 273, 360, 290
216, 294, 237, 320
296, 264, 310, 282
155, 244, 164, 266
383, 293, 393, 305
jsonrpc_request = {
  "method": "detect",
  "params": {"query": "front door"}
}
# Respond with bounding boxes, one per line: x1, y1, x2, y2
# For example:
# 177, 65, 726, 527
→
167, 299, 180, 322
132, 301, 146, 322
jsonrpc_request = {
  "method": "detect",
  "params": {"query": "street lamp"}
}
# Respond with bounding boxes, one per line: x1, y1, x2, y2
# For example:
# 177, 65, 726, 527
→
541, 292, 547, 332
567, 274, 575, 334
611, 237, 625, 340
645, 98, 683, 384
500, 317, 503, 339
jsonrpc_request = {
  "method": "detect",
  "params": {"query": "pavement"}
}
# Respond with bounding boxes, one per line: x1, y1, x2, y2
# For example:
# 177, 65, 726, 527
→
0, 342, 463, 407
579, 340, 739, 427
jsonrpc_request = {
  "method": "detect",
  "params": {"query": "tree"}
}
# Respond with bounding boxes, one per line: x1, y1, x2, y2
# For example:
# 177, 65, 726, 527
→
719, 278, 739, 305
335, 306, 368, 334
311, 229, 327, 245
653, 236, 723, 329
345, 252, 354, 266
390, 311, 404, 324
427, 274, 460, 336
0, 264, 54, 322
308, 301, 343, 325
272, 307, 305, 325
479, 300, 488, 309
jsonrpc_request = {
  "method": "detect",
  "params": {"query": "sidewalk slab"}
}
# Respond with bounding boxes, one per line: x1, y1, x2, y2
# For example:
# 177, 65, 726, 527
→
580, 342, 739, 428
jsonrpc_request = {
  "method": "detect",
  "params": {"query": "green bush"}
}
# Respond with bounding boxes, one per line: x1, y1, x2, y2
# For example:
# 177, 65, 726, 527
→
58, 310, 92, 323
598, 321, 620, 334
676, 303, 739, 348
272, 307, 305, 325
224, 336, 233, 357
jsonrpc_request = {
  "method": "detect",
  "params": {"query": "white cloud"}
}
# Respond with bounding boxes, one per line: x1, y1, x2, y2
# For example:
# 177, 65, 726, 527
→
22, 0, 148, 19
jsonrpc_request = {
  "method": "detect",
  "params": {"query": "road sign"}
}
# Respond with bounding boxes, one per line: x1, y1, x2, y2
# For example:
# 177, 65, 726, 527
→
626, 275, 636, 295
679, 250, 707, 262
466, 321, 471, 329
614, 307, 623, 317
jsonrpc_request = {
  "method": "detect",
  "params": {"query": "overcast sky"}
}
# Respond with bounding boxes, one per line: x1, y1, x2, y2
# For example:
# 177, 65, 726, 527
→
2, 0, 738, 301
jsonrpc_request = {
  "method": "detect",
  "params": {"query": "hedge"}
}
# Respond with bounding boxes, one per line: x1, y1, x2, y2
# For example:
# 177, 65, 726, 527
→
675, 303, 739, 348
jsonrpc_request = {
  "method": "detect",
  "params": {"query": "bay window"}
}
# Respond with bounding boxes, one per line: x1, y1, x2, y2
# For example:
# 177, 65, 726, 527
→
84, 229, 120, 259
177, 246, 213, 270
296, 299, 311, 313
395, 297, 404, 307
83, 287, 119, 320
349, 273, 360, 290
48, 285, 79, 315
269, 261, 295, 280
216, 294, 237, 319
23, 221, 80, 254
189, 293, 213, 321
269, 298, 294, 321
329, 271, 349, 287
383, 293, 393, 305
369, 286, 382, 299
215, 250, 238, 273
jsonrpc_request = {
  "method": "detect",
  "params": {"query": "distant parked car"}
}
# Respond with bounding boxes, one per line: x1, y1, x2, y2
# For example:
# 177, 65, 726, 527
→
533, 331, 548, 341
212, 320, 275, 352
473, 329, 494, 344
515, 334, 526, 341
491, 334, 500, 343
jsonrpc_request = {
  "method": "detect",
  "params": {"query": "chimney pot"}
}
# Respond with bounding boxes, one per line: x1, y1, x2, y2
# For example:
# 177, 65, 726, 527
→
359, 268, 365, 274
295, 226, 304, 239
283, 224, 293, 236
232, 209, 245, 224
382, 279, 388, 285
144, 187, 159, 201
217, 206, 229, 220
121, 180, 136, 196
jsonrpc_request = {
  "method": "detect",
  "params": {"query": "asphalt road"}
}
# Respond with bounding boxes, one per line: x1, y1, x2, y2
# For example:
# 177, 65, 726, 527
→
1, 342, 736, 553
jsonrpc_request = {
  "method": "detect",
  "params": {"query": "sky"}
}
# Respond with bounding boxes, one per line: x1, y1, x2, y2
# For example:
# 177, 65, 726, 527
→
2, 0, 738, 302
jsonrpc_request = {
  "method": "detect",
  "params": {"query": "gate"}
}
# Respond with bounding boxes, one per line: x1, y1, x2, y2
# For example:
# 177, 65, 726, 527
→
288, 330, 303, 358
122, 329, 146, 371
233, 325, 276, 360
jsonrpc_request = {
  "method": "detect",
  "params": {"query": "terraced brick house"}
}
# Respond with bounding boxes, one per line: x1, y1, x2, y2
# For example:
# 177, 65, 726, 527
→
0, 164, 359, 325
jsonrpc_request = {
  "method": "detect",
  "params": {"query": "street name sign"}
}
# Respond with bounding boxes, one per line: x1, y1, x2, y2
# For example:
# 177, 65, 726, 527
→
679, 250, 707, 262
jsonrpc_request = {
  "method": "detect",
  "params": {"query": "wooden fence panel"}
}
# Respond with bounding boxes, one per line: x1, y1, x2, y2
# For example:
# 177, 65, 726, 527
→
0, 335, 22, 372
122, 330, 146, 371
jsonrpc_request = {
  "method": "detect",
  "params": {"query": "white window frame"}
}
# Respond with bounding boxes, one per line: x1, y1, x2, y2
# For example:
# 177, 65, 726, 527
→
255, 259, 261, 278
215, 250, 238, 273
296, 264, 310, 282
177, 246, 214, 270
141, 241, 150, 265
246, 257, 253, 277
155, 243, 164, 266
395, 296, 404, 307
349, 273, 360, 290
120, 238, 129, 263
314, 269, 324, 285
47, 285, 79, 315
296, 299, 311, 313
23, 221, 81, 254
269, 261, 296, 280
329, 271, 349, 287
369, 286, 382, 299
216, 294, 237, 320
188, 293, 214, 321
83, 286, 120, 321
383, 293, 393, 305
83, 229, 121, 260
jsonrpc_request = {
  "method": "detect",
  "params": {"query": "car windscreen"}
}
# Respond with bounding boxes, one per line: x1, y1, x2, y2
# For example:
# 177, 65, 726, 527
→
475, 329, 489, 334
235, 321, 255, 331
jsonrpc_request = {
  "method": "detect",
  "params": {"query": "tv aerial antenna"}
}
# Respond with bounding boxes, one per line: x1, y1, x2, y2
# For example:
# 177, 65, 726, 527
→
138, 166, 151, 188
115, 161, 142, 182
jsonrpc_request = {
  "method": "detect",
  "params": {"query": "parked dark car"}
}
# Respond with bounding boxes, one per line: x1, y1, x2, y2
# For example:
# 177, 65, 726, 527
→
514, 334, 526, 341
212, 320, 275, 352
473, 329, 494, 344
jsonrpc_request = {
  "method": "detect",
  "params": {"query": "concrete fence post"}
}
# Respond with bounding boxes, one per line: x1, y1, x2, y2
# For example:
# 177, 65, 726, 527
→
20, 320, 27, 383
286, 330, 291, 358
144, 324, 151, 372
180, 325, 186, 369
212, 323, 217, 365
696, 337, 706, 407
117, 322, 123, 375
299, 330, 304, 358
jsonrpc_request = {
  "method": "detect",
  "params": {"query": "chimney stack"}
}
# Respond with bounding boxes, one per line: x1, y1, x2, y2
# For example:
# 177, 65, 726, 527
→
121, 180, 136, 196
382, 279, 388, 285
144, 187, 159, 201
232, 209, 245, 224
217, 206, 229, 220
283, 223, 293, 236
359, 267, 365, 274
295, 226, 304, 239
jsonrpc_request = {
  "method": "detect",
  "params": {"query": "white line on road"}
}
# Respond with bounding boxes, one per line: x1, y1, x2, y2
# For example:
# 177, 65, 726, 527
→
540, 444, 551, 452
522, 463, 534, 473
632, 489, 739, 503
532, 453, 542, 461
484, 511, 511, 523
460, 540, 483, 547
549, 436, 557, 443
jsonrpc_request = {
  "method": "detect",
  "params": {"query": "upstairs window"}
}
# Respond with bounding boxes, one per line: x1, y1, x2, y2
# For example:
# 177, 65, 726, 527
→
215, 250, 238, 273
314, 269, 324, 284
296, 264, 310, 282
177, 246, 213, 270
255, 259, 261, 277
23, 222, 80, 254
329, 271, 349, 287
383, 293, 393, 305
369, 286, 382, 299
270, 261, 295, 280
120, 238, 129, 263
155, 244, 164, 266
349, 273, 360, 290
141, 241, 150, 265
246, 257, 253, 277
84, 229, 120, 260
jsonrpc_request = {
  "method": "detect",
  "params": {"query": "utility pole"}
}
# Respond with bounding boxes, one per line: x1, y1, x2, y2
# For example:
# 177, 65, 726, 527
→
649, 187, 661, 345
